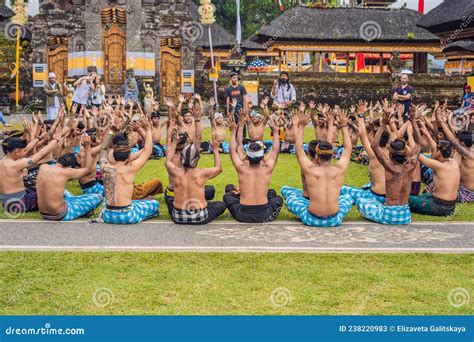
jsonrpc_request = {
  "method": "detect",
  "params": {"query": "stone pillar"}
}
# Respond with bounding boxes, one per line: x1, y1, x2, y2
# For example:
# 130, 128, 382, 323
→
126, 0, 143, 52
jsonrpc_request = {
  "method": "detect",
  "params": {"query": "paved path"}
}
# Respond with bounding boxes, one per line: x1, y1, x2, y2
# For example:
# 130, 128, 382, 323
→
0, 220, 473, 253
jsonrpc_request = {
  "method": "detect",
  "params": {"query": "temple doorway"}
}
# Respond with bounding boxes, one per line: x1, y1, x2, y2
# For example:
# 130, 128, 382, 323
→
103, 24, 126, 88
47, 37, 68, 84
160, 38, 181, 102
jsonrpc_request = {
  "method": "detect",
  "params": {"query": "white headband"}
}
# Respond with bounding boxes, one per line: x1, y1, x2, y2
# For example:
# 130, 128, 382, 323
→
48, 72, 56, 78
250, 110, 263, 118
247, 141, 265, 158
214, 112, 224, 120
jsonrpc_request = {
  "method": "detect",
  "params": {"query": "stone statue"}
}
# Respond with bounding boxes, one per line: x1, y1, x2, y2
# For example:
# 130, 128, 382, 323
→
143, 82, 154, 114
388, 51, 405, 74
64, 81, 75, 113
124, 70, 139, 103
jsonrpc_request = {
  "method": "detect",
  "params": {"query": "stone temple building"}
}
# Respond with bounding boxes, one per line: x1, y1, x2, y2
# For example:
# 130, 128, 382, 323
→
30, 0, 203, 100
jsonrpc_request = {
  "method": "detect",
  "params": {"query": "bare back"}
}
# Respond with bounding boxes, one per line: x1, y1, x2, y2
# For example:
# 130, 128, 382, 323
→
237, 159, 274, 205
0, 158, 27, 195
102, 164, 136, 207
305, 164, 346, 217
36, 165, 71, 214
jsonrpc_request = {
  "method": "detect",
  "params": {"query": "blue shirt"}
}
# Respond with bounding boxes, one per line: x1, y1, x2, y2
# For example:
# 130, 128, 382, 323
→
395, 85, 414, 115
462, 93, 472, 108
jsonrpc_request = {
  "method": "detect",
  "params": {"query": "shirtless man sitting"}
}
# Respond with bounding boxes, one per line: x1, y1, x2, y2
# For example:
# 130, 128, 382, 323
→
356, 109, 421, 225
246, 96, 270, 142
150, 111, 168, 158
439, 118, 474, 203
37, 135, 103, 221
223, 112, 283, 223
341, 101, 387, 203
409, 140, 459, 216
101, 117, 159, 224
77, 128, 106, 195
166, 121, 227, 225
209, 97, 229, 153
0, 127, 61, 215
281, 110, 354, 227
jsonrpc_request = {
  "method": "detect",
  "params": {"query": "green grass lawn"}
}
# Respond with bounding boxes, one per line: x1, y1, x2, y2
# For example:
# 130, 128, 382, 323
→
1, 128, 473, 221
1, 252, 472, 315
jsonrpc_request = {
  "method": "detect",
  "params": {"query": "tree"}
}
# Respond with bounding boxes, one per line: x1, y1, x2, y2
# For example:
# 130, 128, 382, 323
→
194, 0, 300, 40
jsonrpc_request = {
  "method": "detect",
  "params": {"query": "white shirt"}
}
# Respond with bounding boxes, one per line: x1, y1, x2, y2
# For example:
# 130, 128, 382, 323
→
271, 83, 297, 106
50, 82, 60, 108
72, 80, 91, 105
91, 85, 105, 105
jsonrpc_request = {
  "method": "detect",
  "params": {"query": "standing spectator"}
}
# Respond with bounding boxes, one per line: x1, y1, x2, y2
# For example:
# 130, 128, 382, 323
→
225, 72, 247, 115
72, 72, 96, 113
44, 72, 64, 120
454, 85, 473, 116
393, 74, 413, 119
0, 110, 10, 127
271, 71, 297, 110
225, 72, 248, 137
91, 75, 106, 109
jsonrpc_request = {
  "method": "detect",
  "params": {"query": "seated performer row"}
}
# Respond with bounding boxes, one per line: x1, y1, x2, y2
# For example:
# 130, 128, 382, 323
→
1, 95, 473, 227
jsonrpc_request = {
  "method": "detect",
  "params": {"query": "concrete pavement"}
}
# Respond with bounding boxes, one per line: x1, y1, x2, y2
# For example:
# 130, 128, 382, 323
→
0, 220, 473, 253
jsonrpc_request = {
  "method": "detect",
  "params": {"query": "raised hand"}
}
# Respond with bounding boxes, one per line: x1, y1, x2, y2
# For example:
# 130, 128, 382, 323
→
82, 133, 92, 148
178, 94, 186, 104
309, 100, 316, 110
337, 109, 349, 127
260, 96, 270, 109
209, 97, 216, 107
382, 109, 393, 126
298, 101, 306, 113
231, 98, 238, 109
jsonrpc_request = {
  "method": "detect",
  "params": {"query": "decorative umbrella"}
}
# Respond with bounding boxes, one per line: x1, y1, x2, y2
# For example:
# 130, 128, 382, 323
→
247, 59, 268, 72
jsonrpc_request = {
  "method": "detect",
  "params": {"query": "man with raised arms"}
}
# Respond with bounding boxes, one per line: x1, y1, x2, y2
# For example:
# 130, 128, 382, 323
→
281, 110, 354, 227
439, 118, 474, 203
409, 139, 459, 216
36, 134, 103, 221
355, 109, 421, 225
223, 112, 283, 223
166, 120, 227, 225
0, 125, 62, 214
101, 117, 159, 224
341, 101, 387, 203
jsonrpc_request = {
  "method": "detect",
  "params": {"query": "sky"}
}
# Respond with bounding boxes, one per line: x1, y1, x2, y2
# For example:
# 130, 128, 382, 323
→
9, 0, 445, 16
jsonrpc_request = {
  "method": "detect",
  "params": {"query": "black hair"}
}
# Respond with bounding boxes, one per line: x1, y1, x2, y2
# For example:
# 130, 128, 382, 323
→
4, 137, 27, 154
317, 141, 333, 162
308, 140, 321, 159
113, 150, 131, 162
248, 142, 264, 165
57, 153, 80, 168
380, 131, 390, 148
77, 121, 85, 131
151, 111, 160, 118
112, 133, 128, 146
181, 143, 200, 168
390, 139, 407, 164
437, 140, 453, 159
456, 131, 473, 148
44, 119, 55, 126
279, 71, 291, 90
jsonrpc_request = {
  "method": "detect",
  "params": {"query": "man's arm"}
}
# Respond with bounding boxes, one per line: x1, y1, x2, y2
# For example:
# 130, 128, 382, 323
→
202, 140, 223, 180
439, 119, 473, 159
371, 121, 396, 173
131, 118, 153, 171
267, 117, 281, 168
229, 113, 244, 169
356, 115, 376, 160
293, 115, 313, 173
336, 111, 353, 171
